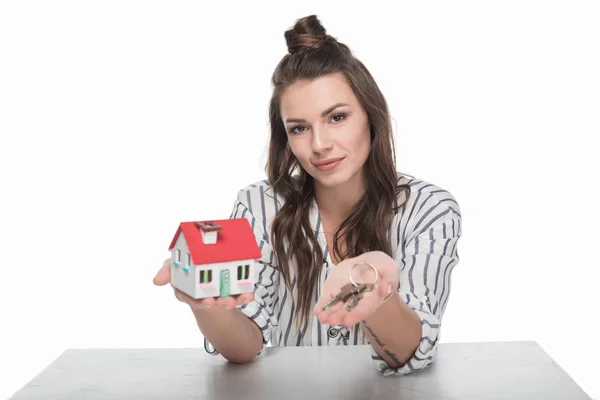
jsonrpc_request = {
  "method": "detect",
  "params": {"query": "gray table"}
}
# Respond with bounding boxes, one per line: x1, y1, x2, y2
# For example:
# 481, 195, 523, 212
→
9, 341, 591, 400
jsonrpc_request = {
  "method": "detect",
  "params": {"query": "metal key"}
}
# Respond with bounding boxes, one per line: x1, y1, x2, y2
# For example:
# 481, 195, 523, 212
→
322, 283, 359, 310
322, 283, 374, 310
346, 284, 374, 311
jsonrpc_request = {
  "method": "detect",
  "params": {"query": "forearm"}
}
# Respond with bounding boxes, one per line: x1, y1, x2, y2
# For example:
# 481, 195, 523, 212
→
361, 292, 422, 368
192, 306, 263, 363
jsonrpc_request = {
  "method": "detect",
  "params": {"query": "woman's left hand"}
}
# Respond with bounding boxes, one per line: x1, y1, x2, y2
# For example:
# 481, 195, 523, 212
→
314, 250, 399, 327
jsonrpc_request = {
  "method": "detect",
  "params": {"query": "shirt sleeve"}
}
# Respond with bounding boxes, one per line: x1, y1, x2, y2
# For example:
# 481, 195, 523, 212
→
204, 191, 280, 357
370, 201, 462, 376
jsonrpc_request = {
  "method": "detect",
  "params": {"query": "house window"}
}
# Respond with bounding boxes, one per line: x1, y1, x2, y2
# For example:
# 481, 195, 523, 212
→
187, 253, 192, 266
200, 269, 212, 284
175, 249, 181, 262
237, 264, 250, 280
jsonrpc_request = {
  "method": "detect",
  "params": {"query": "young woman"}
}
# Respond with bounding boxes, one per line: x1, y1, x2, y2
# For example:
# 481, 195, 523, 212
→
154, 15, 462, 376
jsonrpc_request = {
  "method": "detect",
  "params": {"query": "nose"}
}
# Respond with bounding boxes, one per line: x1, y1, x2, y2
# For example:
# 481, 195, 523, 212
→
311, 125, 333, 153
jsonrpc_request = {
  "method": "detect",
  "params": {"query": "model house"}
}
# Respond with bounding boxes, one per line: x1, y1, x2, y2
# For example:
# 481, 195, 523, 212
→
168, 218, 262, 299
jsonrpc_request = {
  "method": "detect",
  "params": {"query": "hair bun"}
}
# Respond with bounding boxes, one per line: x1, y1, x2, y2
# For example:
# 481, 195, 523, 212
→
285, 15, 336, 54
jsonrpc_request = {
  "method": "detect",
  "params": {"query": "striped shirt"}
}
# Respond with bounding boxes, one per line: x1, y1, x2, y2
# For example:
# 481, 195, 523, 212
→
204, 172, 462, 376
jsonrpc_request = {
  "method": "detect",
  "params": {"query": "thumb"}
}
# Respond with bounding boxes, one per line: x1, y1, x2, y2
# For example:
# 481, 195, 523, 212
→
153, 260, 171, 286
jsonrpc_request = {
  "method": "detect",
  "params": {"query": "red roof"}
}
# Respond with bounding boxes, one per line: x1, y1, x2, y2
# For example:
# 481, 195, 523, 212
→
168, 218, 262, 265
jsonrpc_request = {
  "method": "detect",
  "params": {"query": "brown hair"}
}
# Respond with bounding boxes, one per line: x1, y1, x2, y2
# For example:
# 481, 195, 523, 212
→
266, 15, 411, 330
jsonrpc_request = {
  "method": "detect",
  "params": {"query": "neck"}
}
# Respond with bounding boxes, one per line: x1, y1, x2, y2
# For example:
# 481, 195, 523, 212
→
314, 169, 367, 224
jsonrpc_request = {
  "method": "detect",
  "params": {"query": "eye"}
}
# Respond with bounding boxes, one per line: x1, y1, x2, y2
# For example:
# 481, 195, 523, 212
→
331, 113, 346, 123
289, 125, 306, 134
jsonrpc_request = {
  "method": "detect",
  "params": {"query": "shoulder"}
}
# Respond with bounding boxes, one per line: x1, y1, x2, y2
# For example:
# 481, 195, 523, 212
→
231, 178, 283, 236
233, 178, 283, 213
395, 172, 462, 238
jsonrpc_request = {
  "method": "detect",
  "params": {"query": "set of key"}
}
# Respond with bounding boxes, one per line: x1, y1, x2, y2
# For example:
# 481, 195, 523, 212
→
322, 283, 374, 311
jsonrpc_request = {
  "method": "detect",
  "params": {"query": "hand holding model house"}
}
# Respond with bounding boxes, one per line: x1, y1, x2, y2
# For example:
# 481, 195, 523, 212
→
153, 218, 262, 310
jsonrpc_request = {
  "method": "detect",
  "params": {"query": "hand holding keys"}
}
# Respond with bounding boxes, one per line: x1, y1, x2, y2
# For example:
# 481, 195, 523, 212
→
321, 259, 381, 312
315, 254, 398, 328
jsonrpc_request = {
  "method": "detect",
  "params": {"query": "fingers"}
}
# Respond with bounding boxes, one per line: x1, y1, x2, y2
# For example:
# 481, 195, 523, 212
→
216, 296, 236, 309
197, 297, 217, 308
236, 292, 254, 305
208, 293, 253, 309
323, 309, 343, 327
153, 259, 171, 286
378, 280, 393, 298
313, 288, 353, 325
214, 293, 253, 309
314, 287, 346, 312
341, 293, 380, 326
172, 286, 254, 311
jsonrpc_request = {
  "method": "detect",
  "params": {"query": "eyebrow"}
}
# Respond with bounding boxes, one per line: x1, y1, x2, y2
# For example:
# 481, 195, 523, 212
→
285, 102, 349, 123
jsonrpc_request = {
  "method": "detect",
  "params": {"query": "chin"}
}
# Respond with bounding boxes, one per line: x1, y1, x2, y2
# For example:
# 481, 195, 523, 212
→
314, 177, 343, 188
311, 168, 353, 188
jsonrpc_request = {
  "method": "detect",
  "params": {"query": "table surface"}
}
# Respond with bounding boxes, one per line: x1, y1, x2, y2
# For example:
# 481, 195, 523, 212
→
9, 341, 591, 400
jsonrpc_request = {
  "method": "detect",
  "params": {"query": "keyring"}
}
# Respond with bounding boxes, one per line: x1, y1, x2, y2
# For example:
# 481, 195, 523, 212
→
349, 261, 379, 287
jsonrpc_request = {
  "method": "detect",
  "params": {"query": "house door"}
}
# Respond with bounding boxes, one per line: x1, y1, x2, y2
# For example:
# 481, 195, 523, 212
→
220, 270, 230, 297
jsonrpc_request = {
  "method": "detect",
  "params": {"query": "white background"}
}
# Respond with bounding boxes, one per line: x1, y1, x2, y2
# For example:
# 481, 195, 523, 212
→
1, 1, 599, 399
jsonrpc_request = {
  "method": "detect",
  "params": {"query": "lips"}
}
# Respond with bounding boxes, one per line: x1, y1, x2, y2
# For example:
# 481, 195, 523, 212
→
313, 157, 344, 171
313, 157, 344, 167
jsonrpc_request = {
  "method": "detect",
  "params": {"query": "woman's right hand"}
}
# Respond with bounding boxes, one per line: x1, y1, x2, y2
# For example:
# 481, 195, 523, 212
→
153, 258, 254, 310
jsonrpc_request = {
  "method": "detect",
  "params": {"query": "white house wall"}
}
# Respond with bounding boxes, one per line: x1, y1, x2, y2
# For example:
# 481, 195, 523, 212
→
194, 259, 255, 298
170, 234, 196, 298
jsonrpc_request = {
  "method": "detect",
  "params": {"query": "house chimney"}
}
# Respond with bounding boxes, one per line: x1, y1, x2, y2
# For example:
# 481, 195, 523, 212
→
195, 221, 222, 244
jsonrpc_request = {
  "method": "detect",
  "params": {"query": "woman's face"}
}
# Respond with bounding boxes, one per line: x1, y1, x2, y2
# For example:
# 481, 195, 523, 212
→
280, 72, 371, 189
